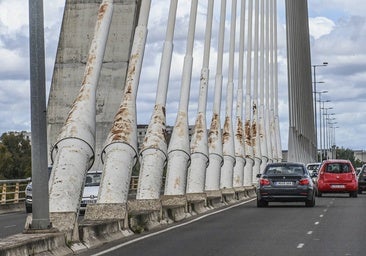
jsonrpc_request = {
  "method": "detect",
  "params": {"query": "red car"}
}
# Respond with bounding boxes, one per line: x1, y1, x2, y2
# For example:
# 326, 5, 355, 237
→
316, 159, 358, 197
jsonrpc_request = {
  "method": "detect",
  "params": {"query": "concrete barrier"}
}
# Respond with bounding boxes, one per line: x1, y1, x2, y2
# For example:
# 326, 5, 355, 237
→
0, 231, 73, 256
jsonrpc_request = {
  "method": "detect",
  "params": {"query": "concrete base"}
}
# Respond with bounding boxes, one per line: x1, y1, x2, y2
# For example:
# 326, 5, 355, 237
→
0, 232, 72, 256
205, 190, 224, 208
234, 187, 248, 200
244, 186, 257, 197
127, 199, 163, 232
221, 188, 236, 204
186, 193, 208, 214
78, 219, 133, 249
161, 195, 188, 222
84, 203, 128, 228
49, 212, 77, 233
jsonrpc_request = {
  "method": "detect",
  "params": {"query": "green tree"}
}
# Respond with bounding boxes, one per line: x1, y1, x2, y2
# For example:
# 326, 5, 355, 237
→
0, 132, 31, 179
335, 146, 358, 167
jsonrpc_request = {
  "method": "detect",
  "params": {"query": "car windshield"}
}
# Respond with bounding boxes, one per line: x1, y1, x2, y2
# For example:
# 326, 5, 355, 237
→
265, 165, 305, 175
325, 163, 351, 173
307, 164, 319, 171
85, 173, 102, 186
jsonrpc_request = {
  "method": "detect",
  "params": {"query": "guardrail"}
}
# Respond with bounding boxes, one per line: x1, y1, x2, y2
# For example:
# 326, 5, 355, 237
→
0, 176, 161, 205
0, 178, 31, 204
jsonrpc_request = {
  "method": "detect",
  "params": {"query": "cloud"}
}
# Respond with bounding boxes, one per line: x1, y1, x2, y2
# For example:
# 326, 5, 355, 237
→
2, 0, 366, 152
309, 17, 335, 39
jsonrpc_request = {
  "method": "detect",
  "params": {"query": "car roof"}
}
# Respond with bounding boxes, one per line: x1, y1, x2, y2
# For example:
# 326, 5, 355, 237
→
322, 159, 351, 164
267, 162, 305, 167
306, 162, 321, 166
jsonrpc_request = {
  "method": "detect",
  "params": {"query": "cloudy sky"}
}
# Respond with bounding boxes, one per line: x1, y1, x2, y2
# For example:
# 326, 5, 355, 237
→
0, 0, 366, 152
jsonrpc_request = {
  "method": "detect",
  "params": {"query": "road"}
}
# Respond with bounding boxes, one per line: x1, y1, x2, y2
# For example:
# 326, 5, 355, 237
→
1, 194, 366, 255
0, 211, 27, 238
79, 194, 366, 256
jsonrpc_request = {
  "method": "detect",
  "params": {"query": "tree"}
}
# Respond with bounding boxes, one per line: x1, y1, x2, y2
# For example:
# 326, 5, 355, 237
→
0, 132, 31, 179
335, 146, 358, 167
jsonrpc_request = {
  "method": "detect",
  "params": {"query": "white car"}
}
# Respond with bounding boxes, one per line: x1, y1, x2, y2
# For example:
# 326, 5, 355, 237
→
306, 162, 321, 177
80, 170, 102, 213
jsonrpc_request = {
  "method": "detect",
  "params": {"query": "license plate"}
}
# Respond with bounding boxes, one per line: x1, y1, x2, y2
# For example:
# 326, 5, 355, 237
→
275, 181, 293, 186
331, 184, 345, 189
81, 199, 97, 204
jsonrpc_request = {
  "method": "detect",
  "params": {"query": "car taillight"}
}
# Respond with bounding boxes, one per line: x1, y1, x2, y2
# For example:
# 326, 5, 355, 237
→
298, 178, 310, 185
260, 178, 270, 185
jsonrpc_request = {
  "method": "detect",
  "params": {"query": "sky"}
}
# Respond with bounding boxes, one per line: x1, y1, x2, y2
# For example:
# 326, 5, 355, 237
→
0, 0, 366, 152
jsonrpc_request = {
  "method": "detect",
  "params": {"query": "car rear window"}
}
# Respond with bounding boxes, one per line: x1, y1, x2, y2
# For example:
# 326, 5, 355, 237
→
325, 163, 351, 174
265, 166, 305, 175
85, 173, 102, 186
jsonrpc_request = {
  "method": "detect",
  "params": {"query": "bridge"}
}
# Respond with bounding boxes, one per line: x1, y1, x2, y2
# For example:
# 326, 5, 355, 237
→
1, 0, 316, 255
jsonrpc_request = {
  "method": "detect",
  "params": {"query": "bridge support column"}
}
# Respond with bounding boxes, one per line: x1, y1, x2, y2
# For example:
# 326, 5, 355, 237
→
48, 0, 113, 239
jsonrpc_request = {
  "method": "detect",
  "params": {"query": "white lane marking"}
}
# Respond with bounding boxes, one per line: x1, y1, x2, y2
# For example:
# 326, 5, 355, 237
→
91, 198, 257, 256
297, 243, 304, 248
307, 231, 313, 235
314, 221, 319, 225
323, 209, 327, 212
319, 214, 324, 218
4, 225, 16, 229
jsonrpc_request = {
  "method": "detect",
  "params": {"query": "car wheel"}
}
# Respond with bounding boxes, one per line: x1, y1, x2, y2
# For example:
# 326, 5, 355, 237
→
305, 197, 315, 207
257, 199, 268, 207
316, 191, 322, 197
350, 191, 358, 198
25, 205, 32, 213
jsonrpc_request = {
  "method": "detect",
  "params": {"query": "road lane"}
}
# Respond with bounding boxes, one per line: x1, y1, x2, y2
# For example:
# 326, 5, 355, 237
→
79, 194, 366, 256
0, 212, 27, 238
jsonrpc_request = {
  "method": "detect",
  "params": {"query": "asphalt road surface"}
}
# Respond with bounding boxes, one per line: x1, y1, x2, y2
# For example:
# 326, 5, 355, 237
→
0, 211, 27, 238
1, 193, 366, 256
79, 194, 366, 256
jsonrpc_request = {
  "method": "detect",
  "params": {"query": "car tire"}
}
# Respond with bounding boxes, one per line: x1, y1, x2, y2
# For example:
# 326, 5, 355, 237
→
25, 205, 32, 213
350, 191, 358, 198
305, 197, 315, 207
316, 191, 322, 197
257, 199, 268, 207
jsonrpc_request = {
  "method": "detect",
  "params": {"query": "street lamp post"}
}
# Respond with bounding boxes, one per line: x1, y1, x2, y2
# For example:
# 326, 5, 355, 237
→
328, 122, 338, 158
322, 107, 333, 159
312, 62, 328, 159
316, 91, 328, 161
325, 114, 336, 159
330, 125, 339, 159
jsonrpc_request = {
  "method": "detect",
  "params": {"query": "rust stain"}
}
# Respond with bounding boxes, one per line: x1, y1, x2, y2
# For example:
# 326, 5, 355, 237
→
174, 177, 181, 189
175, 112, 187, 137
208, 113, 220, 146
110, 105, 131, 142
195, 114, 205, 141
98, 2, 108, 21
235, 118, 243, 141
191, 114, 205, 149
244, 120, 252, 146
234, 176, 240, 185
251, 122, 257, 147
127, 53, 139, 79
210, 113, 220, 131
252, 103, 257, 115
222, 116, 231, 144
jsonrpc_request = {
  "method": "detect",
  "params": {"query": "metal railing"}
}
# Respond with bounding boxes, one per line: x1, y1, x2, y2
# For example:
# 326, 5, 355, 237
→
0, 179, 31, 204
0, 176, 162, 205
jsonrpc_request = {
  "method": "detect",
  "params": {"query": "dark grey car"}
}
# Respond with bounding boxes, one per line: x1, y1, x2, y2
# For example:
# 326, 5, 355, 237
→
358, 164, 366, 194
256, 162, 316, 207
